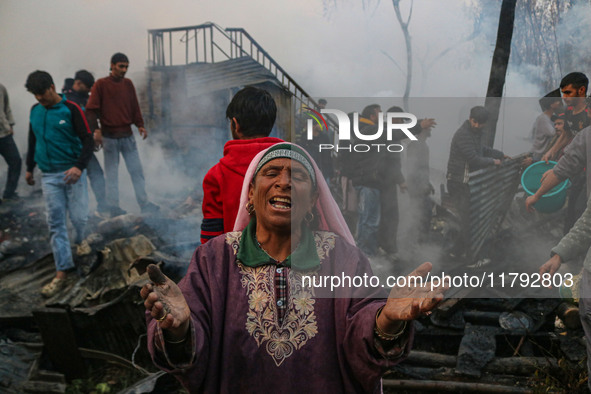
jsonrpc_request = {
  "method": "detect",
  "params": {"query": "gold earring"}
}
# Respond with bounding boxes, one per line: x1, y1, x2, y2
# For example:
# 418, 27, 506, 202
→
304, 211, 314, 224
246, 202, 255, 215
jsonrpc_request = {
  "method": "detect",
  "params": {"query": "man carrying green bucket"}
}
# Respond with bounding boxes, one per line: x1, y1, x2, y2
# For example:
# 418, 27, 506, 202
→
526, 73, 591, 235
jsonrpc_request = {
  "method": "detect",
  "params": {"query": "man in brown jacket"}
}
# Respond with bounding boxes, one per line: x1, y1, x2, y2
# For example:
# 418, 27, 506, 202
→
86, 52, 159, 217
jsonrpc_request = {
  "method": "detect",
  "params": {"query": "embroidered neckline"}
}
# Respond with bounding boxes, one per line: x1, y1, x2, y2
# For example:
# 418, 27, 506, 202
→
226, 230, 336, 366
236, 219, 320, 270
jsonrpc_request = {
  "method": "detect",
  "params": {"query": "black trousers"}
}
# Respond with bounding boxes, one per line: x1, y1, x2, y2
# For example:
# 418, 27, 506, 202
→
447, 180, 471, 257
0, 134, 21, 199
378, 183, 399, 254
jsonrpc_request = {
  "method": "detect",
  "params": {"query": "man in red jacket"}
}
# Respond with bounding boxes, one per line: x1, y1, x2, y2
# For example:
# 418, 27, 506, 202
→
86, 52, 159, 217
190, 87, 282, 244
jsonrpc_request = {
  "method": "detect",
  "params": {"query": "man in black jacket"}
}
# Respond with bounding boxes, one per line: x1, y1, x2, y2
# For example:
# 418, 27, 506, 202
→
446, 106, 505, 258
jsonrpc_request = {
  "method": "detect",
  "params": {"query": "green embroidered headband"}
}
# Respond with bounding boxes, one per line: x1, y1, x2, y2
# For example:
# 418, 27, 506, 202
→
254, 144, 317, 186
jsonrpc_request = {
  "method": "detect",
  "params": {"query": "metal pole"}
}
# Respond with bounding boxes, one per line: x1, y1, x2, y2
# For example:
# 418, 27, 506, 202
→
169, 32, 173, 66
198, 29, 199, 63
210, 26, 214, 62
203, 27, 207, 62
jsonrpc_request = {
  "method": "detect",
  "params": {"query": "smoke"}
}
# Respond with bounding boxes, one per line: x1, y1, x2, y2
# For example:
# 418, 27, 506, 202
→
0, 0, 590, 275
555, 1, 591, 75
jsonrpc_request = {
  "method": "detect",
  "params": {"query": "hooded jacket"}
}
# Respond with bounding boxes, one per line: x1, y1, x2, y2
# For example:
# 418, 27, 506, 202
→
200, 137, 283, 244
0, 84, 15, 139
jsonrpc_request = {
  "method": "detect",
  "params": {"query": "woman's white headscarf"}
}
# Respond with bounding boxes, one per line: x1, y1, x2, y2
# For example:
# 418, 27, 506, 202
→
233, 142, 355, 245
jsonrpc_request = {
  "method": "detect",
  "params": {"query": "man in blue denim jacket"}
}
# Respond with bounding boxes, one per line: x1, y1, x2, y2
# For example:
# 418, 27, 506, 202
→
24, 71, 94, 298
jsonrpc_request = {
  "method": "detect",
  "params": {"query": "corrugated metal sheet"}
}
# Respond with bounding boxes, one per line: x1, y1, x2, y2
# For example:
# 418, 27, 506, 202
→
0, 234, 174, 358
184, 57, 279, 96
466, 155, 526, 261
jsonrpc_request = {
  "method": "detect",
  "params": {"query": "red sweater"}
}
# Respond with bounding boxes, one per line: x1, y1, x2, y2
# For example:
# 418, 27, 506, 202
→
200, 137, 283, 243
86, 76, 144, 138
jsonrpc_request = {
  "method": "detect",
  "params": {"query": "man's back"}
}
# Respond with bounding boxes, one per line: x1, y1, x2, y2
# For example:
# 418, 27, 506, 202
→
530, 112, 555, 159
64, 91, 89, 109
200, 137, 283, 243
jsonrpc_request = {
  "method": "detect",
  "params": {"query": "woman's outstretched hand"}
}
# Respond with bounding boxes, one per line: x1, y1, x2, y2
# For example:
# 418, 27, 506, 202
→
140, 264, 191, 341
378, 262, 448, 334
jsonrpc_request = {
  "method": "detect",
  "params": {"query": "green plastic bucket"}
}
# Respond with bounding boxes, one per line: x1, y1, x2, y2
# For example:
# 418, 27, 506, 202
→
521, 161, 569, 213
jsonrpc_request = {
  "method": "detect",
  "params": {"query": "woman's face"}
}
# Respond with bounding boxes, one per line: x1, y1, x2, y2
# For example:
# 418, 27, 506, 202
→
249, 158, 316, 234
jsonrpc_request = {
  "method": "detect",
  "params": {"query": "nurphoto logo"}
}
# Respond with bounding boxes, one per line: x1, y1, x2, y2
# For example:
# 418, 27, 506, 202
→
305, 108, 418, 153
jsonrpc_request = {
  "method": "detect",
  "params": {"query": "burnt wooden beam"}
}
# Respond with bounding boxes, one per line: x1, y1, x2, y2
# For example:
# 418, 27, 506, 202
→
20, 381, 66, 393
383, 378, 533, 393
32, 308, 85, 379
463, 310, 502, 326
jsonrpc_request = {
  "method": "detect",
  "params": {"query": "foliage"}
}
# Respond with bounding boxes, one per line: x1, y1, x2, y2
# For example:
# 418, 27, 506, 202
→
66, 364, 144, 394
469, 0, 591, 93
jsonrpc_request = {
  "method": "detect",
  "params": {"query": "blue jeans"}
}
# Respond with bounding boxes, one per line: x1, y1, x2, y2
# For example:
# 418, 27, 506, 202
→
355, 186, 381, 256
103, 135, 149, 209
41, 170, 88, 271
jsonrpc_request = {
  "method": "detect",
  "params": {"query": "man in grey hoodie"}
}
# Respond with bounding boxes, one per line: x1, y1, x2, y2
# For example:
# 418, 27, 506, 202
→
541, 193, 591, 391
0, 83, 21, 203
525, 102, 591, 217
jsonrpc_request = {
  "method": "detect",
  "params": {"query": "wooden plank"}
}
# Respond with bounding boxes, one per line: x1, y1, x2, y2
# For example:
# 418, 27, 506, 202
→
32, 308, 85, 379
383, 379, 532, 393
21, 381, 66, 393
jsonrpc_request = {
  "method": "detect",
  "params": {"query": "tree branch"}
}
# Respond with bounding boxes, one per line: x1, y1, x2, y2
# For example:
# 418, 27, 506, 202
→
407, 0, 413, 25
380, 50, 406, 75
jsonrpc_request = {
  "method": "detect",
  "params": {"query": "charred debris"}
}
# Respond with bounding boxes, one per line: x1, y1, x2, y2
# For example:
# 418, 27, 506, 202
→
0, 21, 585, 393
0, 194, 198, 393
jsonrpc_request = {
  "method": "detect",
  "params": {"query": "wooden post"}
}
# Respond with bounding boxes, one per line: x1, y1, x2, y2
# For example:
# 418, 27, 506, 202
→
483, 0, 517, 148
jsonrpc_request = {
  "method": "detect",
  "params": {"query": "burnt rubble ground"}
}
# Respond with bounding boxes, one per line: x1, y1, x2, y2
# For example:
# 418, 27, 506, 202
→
0, 190, 197, 393
0, 187, 588, 393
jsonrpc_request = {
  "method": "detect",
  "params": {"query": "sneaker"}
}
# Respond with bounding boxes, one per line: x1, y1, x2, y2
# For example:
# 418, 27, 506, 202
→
467, 258, 491, 268
110, 206, 127, 217
94, 210, 110, 220
141, 202, 160, 214
41, 276, 67, 298
76, 240, 91, 256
